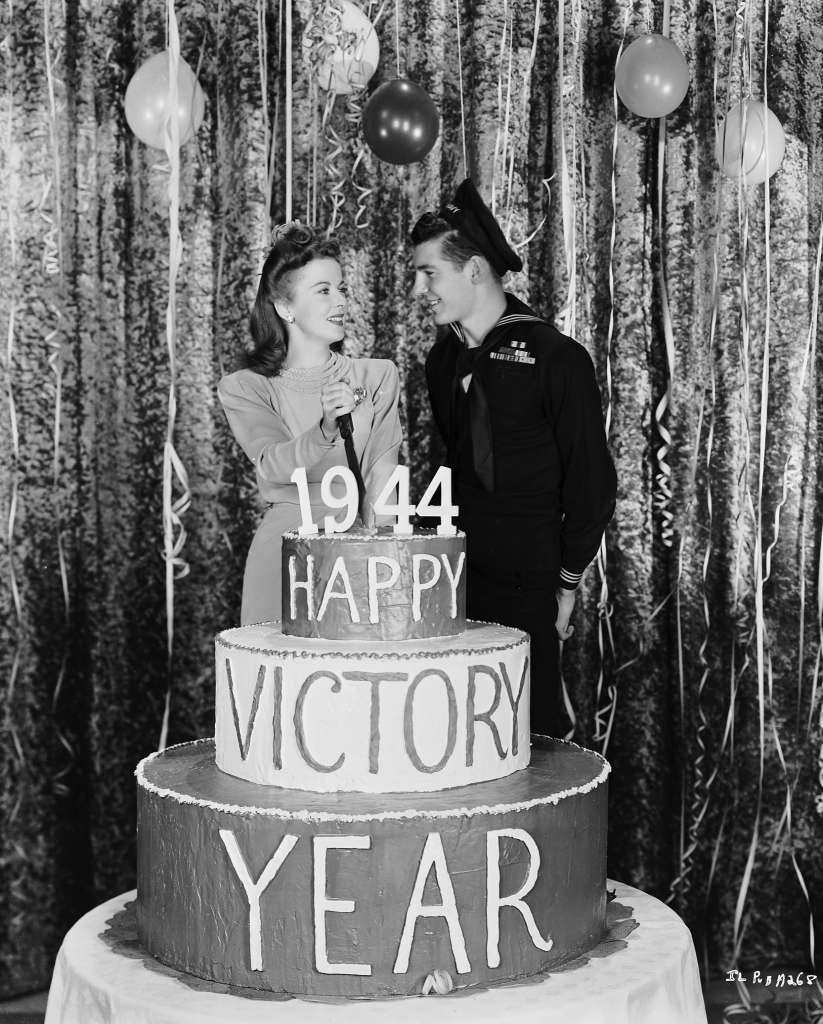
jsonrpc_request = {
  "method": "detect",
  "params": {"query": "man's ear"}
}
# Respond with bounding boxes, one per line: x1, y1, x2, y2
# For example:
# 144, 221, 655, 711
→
469, 255, 484, 284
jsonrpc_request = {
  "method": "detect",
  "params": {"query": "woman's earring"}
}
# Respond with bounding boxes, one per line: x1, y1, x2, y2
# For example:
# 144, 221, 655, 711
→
283, 313, 294, 324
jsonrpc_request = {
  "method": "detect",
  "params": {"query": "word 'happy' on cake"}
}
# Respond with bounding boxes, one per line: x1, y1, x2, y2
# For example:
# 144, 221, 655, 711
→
286, 551, 465, 623
220, 826, 554, 977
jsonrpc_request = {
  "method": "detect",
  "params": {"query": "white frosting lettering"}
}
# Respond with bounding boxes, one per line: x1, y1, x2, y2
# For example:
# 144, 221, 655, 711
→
439, 551, 465, 619
393, 833, 470, 975
486, 828, 553, 968
224, 659, 266, 761
499, 656, 529, 757
289, 554, 315, 620
317, 557, 360, 623
294, 672, 345, 772
366, 556, 401, 624
219, 829, 299, 972
411, 554, 441, 621
313, 836, 372, 976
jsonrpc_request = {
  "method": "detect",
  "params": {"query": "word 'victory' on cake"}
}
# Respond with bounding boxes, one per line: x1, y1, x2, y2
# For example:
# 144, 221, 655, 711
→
135, 465, 610, 999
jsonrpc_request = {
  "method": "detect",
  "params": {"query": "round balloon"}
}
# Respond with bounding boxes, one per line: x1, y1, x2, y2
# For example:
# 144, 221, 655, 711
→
304, 0, 379, 95
125, 51, 206, 149
615, 34, 690, 118
362, 78, 440, 165
716, 100, 785, 184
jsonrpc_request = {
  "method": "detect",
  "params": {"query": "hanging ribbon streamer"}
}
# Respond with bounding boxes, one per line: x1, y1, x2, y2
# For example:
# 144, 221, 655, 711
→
500, 0, 543, 238
490, 0, 512, 218
285, 0, 293, 221
42, 0, 75, 796
393, 0, 401, 78
652, 0, 676, 552
158, 3, 193, 751
727, 0, 767, 984
454, 0, 468, 180
555, 0, 576, 337
592, 0, 632, 757
506, 2, 550, 250
3, 15, 24, 790
257, 0, 274, 222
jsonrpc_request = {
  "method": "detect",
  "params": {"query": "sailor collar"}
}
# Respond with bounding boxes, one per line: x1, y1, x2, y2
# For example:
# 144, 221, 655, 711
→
447, 300, 545, 361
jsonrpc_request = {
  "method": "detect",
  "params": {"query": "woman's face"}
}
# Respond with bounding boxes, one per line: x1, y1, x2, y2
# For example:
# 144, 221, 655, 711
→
282, 257, 347, 344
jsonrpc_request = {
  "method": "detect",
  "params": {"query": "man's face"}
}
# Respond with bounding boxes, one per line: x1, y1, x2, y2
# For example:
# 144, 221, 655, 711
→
412, 238, 475, 326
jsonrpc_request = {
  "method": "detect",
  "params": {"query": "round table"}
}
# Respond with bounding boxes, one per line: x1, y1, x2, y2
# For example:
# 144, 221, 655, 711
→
45, 881, 707, 1024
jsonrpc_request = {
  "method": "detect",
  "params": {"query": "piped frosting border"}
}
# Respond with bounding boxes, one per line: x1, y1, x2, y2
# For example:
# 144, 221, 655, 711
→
135, 738, 610, 824
216, 620, 528, 659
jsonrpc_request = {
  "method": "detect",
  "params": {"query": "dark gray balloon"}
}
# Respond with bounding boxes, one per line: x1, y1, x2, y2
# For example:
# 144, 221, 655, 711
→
362, 78, 440, 165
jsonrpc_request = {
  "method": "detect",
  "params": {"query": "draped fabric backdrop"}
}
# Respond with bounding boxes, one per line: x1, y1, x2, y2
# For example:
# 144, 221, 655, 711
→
1, 0, 822, 1005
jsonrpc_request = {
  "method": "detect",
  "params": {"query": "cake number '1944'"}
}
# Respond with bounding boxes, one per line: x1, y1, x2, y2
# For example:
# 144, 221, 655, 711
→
290, 465, 459, 537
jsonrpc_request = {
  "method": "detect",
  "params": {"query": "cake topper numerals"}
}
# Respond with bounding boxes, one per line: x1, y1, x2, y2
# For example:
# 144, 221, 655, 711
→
290, 466, 360, 536
373, 465, 458, 537
290, 465, 459, 536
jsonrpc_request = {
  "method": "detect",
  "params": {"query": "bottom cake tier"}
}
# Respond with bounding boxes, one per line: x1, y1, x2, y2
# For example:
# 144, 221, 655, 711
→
135, 737, 609, 999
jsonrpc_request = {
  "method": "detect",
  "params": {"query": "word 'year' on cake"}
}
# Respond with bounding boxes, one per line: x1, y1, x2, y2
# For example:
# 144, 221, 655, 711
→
219, 827, 554, 976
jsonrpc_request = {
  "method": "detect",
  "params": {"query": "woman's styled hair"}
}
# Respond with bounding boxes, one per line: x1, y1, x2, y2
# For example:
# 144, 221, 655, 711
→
409, 212, 489, 269
246, 223, 342, 377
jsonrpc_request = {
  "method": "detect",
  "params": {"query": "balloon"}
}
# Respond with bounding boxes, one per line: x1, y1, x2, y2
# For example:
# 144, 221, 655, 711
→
716, 100, 786, 185
362, 78, 440, 165
303, 0, 379, 95
125, 51, 205, 149
615, 34, 689, 118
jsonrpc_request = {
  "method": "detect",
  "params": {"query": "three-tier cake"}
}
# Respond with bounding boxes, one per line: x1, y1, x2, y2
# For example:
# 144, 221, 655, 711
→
135, 527, 609, 999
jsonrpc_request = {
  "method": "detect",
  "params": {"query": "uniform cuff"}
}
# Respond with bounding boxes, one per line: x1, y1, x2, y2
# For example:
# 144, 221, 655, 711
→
558, 568, 583, 591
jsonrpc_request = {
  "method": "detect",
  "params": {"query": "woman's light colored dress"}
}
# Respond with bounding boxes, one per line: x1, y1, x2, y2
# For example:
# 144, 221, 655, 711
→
218, 351, 402, 625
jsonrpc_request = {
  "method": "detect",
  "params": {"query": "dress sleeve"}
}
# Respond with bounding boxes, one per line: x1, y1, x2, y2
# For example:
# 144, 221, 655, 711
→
547, 342, 617, 587
217, 371, 336, 485
360, 360, 403, 515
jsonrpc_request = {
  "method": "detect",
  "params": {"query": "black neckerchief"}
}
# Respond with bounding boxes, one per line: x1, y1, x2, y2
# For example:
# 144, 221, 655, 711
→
448, 294, 546, 492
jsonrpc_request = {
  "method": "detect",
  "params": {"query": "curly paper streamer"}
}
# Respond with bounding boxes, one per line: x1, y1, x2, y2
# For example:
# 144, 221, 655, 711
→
157, 7, 193, 752
667, 180, 724, 908
510, 177, 553, 251
321, 90, 346, 235
652, 0, 676, 552
346, 91, 373, 230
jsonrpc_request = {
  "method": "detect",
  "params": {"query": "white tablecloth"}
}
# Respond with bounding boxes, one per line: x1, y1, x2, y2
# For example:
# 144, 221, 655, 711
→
45, 880, 707, 1024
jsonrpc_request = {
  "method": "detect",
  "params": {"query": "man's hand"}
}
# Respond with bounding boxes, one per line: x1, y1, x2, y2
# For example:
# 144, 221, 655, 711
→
555, 587, 576, 641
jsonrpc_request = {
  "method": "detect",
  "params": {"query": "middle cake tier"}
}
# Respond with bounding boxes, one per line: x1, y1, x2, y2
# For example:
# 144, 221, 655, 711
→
215, 621, 530, 793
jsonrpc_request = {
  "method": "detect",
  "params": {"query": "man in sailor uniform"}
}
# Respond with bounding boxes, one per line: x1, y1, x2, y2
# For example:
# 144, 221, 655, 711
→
411, 179, 617, 737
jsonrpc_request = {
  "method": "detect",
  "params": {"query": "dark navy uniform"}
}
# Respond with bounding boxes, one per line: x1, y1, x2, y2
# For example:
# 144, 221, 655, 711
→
425, 292, 617, 736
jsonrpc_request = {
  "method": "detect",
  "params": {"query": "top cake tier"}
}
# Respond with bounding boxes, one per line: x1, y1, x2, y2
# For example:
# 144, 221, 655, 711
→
281, 527, 466, 641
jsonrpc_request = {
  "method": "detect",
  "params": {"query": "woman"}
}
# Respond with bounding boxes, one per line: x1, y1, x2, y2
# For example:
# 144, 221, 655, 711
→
218, 223, 402, 625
